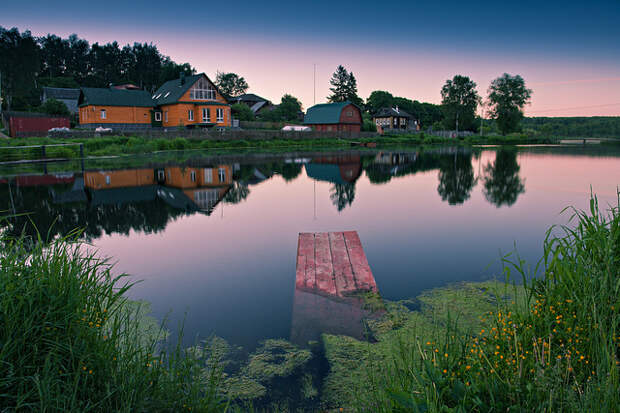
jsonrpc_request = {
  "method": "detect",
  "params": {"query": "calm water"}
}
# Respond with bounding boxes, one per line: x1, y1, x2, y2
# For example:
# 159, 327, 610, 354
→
2, 145, 619, 350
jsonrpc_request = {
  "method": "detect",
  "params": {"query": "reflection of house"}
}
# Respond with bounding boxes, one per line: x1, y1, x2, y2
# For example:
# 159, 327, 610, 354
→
373, 107, 419, 132
42, 87, 80, 114
374, 152, 417, 165
84, 169, 155, 189
303, 101, 362, 132
304, 155, 362, 184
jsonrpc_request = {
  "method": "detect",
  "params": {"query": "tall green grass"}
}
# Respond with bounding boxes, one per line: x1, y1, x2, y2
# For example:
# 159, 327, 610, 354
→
355, 193, 619, 412
0, 226, 227, 412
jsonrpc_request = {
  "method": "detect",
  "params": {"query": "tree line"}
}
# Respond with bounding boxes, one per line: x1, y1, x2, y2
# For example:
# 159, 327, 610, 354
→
0, 26, 195, 111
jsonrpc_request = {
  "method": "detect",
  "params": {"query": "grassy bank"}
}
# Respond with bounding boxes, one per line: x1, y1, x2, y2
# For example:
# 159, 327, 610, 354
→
0, 133, 562, 161
322, 194, 619, 412
0, 227, 227, 412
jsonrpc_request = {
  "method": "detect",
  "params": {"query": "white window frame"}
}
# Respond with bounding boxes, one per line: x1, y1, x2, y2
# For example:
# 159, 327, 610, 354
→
190, 78, 217, 101
100, 109, 107, 120
204, 168, 213, 183
190, 170, 196, 182
188, 109, 194, 121
216, 108, 224, 122
202, 108, 210, 122
218, 167, 226, 182
155, 112, 162, 122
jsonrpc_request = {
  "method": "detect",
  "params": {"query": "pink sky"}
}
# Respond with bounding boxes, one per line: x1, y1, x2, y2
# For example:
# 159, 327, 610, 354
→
12, 24, 620, 117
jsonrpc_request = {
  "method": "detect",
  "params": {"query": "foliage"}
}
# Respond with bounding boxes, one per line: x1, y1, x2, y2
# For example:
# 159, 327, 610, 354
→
487, 73, 532, 135
327, 65, 363, 106
215, 72, 248, 98
40, 98, 71, 116
366, 90, 395, 114
366, 90, 444, 129
231, 103, 255, 121
0, 229, 227, 411
0, 27, 40, 110
330, 183, 356, 212
336, 194, 620, 412
437, 151, 476, 205
441, 75, 481, 132
521, 116, 620, 138
278, 94, 302, 121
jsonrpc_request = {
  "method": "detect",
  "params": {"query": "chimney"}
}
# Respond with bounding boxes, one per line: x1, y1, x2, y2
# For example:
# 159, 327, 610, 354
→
180, 72, 185, 85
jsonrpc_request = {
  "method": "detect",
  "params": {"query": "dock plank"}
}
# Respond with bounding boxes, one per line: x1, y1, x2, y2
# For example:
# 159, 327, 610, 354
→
298, 233, 316, 290
329, 232, 357, 296
343, 231, 377, 292
314, 233, 337, 296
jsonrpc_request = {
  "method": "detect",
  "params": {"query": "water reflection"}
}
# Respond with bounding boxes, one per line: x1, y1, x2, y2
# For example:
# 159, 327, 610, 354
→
0, 147, 538, 240
483, 148, 525, 207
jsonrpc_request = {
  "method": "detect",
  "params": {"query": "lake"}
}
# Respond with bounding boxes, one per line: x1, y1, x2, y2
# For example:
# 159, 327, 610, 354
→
1, 144, 619, 351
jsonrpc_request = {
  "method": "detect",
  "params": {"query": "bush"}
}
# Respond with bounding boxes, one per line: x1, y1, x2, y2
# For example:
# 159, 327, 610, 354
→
40, 98, 71, 116
172, 137, 189, 150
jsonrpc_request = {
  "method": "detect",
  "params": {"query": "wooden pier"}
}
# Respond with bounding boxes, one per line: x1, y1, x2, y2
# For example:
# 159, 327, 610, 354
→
296, 231, 377, 298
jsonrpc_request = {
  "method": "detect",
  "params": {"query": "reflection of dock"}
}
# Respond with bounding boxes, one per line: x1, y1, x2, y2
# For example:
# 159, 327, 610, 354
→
291, 231, 379, 345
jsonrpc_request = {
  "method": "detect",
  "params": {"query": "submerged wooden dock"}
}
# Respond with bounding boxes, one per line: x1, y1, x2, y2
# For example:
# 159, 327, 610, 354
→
296, 231, 378, 298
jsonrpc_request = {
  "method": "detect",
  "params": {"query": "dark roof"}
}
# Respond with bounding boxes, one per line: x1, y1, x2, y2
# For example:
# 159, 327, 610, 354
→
232, 93, 270, 103
304, 101, 360, 125
43, 87, 80, 100
79, 87, 154, 107
152, 73, 228, 106
373, 107, 413, 118
89, 185, 158, 206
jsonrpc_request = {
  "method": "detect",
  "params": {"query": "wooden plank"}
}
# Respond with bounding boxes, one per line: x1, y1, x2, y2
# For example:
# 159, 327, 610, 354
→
314, 233, 337, 296
329, 232, 357, 297
298, 233, 316, 290
343, 231, 377, 292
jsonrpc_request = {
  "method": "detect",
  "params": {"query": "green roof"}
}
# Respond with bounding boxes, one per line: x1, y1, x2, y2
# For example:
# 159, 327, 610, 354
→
79, 88, 154, 107
303, 101, 359, 124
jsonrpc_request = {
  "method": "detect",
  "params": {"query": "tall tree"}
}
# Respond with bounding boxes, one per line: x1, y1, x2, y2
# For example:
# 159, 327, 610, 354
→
366, 90, 394, 114
330, 183, 356, 212
487, 73, 532, 135
215, 72, 248, 98
437, 151, 476, 205
327, 65, 362, 106
278, 94, 302, 121
0, 27, 40, 110
441, 75, 480, 132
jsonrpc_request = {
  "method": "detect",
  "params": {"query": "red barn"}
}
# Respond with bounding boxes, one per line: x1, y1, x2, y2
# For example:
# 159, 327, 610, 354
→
2, 111, 70, 137
303, 101, 362, 132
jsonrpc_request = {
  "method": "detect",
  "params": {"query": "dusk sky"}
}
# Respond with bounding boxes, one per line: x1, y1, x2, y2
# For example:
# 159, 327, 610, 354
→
3, 0, 619, 116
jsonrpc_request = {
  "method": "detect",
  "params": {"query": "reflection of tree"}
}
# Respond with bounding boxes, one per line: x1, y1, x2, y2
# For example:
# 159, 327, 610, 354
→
330, 184, 356, 212
437, 152, 476, 205
223, 182, 250, 204
280, 163, 302, 182
483, 149, 525, 207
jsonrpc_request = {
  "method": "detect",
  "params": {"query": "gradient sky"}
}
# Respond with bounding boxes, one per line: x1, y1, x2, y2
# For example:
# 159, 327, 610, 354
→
3, 0, 619, 116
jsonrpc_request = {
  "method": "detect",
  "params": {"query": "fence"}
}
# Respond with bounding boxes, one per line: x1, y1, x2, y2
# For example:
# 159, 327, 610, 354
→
0, 143, 84, 164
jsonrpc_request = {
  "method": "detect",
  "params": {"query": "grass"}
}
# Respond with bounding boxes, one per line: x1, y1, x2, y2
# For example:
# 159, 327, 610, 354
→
325, 193, 619, 412
0, 226, 228, 412
0, 132, 562, 162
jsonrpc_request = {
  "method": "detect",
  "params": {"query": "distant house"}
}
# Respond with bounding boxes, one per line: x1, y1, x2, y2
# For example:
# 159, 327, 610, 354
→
372, 107, 419, 132
303, 101, 362, 132
1, 111, 70, 137
231, 93, 274, 115
78, 87, 155, 129
152, 73, 231, 129
77, 73, 232, 129
42, 87, 80, 114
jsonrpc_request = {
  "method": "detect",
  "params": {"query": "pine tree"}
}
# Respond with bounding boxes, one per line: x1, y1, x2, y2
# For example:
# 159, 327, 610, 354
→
327, 65, 350, 103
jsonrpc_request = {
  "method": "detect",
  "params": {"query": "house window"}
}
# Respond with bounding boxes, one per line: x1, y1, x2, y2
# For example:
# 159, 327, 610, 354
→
190, 78, 216, 100
105, 175, 111, 185
204, 168, 213, 183
347, 111, 353, 117
216, 108, 224, 122
202, 108, 210, 122
218, 167, 226, 182
188, 110, 194, 121
190, 170, 196, 182
165, 111, 168, 122
100, 109, 107, 119
157, 169, 165, 181
155, 112, 162, 122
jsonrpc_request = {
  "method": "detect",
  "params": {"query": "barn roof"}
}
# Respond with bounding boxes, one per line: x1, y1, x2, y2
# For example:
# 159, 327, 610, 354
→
303, 101, 360, 124
79, 87, 154, 107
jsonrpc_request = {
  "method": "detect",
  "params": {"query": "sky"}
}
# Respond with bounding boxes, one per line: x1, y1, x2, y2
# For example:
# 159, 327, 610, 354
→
2, 0, 620, 116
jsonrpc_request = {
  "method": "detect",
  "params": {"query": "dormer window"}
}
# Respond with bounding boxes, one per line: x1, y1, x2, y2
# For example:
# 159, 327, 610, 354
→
190, 78, 216, 100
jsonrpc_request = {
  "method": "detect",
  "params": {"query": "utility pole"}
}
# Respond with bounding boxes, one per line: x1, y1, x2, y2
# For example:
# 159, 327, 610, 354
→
480, 104, 484, 137
313, 64, 316, 106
